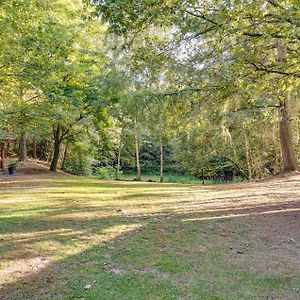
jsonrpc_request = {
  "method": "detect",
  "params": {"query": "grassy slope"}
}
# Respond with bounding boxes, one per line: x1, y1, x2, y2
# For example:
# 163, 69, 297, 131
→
0, 174, 299, 300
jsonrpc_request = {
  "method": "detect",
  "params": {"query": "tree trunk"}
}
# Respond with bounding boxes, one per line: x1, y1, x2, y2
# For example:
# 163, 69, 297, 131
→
32, 139, 37, 160
19, 132, 27, 161
279, 94, 298, 171
61, 143, 68, 170
134, 117, 141, 180
243, 125, 252, 180
277, 40, 298, 171
0, 143, 5, 170
50, 124, 61, 172
46, 140, 52, 163
116, 144, 122, 179
159, 136, 164, 183
116, 121, 124, 180
47, 150, 52, 163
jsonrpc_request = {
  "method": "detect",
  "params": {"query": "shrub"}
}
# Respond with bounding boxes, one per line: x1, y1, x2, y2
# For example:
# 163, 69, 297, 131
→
8, 160, 18, 168
63, 154, 92, 176
93, 166, 116, 179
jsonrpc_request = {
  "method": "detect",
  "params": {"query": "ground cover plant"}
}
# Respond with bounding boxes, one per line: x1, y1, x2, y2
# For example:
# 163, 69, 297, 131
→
0, 164, 299, 299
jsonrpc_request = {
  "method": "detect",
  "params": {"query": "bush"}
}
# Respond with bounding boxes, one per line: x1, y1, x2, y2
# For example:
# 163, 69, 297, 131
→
63, 154, 92, 176
93, 166, 116, 179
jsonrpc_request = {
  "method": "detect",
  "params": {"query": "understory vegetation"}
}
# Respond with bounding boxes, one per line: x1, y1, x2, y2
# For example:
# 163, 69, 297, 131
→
0, 0, 299, 182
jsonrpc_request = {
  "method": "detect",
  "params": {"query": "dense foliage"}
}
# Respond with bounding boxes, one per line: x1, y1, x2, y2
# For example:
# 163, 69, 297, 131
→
0, 0, 299, 181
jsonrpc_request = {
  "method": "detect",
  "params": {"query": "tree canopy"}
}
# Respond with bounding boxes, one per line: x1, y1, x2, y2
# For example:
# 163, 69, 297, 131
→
0, 0, 299, 181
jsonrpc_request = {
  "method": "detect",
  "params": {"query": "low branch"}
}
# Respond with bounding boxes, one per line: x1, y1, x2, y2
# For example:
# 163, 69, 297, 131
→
58, 105, 93, 143
246, 60, 300, 78
236, 104, 280, 112
243, 31, 300, 41
185, 9, 219, 26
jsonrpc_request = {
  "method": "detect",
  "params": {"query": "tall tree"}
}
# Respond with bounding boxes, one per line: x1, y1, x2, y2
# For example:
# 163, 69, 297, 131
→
95, 0, 300, 172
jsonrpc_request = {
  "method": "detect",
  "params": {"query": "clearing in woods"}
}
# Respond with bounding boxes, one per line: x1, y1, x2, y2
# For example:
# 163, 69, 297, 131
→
0, 163, 299, 299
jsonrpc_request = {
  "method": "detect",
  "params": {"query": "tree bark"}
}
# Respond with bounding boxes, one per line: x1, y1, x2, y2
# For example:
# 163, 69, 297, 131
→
279, 93, 298, 171
19, 132, 27, 161
159, 136, 164, 183
277, 40, 298, 171
61, 143, 68, 170
46, 140, 52, 163
116, 124, 124, 180
134, 117, 141, 180
47, 150, 53, 163
32, 139, 37, 160
243, 125, 252, 180
50, 124, 61, 172
0, 144, 5, 170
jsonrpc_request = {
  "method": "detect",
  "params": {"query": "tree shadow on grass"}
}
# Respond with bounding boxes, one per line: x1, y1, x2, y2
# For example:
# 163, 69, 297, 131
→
1, 198, 300, 299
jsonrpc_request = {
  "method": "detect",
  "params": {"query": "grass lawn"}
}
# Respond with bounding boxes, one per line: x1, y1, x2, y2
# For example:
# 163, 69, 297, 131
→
0, 172, 299, 299
117, 173, 207, 184
116, 173, 243, 185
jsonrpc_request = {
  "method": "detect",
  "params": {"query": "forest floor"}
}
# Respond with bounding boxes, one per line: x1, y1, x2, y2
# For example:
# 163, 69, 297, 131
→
0, 162, 299, 299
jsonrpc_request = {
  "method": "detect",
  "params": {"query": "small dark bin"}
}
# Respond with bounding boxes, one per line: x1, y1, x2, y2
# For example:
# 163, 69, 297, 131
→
8, 166, 16, 175
7, 160, 18, 175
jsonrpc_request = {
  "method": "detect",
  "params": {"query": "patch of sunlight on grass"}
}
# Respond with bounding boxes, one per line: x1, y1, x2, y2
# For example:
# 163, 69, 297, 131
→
51, 223, 144, 259
182, 207, 300, 222
1, 174, 300, 299
0, 222, 143, 286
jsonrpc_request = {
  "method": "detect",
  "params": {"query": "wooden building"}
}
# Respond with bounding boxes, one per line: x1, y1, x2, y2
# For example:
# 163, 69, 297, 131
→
0, 132, 17, 170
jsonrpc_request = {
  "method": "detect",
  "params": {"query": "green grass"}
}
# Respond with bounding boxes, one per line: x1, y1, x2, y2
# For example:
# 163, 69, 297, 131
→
0, 175, 299, 300
117, 173, 227, 184
115, 172, 245, 184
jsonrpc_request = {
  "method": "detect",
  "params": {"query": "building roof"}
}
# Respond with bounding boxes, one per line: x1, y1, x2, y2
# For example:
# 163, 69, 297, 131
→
0, 132, 17, 142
